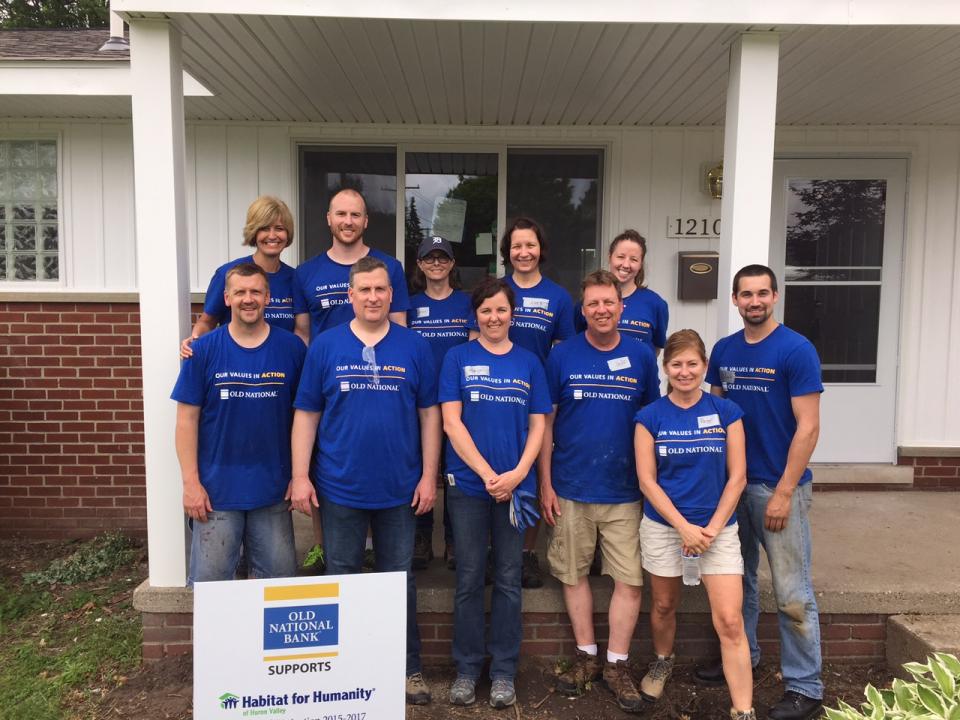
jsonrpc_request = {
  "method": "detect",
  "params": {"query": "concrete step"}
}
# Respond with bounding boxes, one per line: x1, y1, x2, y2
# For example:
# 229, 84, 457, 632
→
887, 615, 960, 673
812, 463, 914, 487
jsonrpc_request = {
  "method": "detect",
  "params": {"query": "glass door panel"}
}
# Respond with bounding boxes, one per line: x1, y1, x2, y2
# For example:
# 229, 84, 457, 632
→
783, 178, 887, 383
506, 149, 603, 297
299, 146, 398, 261
403, 152, 499, 291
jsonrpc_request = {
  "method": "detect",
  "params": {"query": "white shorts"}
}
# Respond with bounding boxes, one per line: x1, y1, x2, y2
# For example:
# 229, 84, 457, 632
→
639, 516, 743, 577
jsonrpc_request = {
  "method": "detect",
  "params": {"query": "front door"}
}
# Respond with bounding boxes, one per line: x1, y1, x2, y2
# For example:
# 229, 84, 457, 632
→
769, 158, 906, 463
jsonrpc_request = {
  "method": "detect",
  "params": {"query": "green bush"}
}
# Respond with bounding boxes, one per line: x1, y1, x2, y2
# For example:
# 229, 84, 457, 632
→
23, 532, 136, 586
825, 653, 960, 720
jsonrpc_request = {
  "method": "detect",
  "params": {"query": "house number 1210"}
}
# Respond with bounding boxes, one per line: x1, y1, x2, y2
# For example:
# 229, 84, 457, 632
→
666, 217, 721, 238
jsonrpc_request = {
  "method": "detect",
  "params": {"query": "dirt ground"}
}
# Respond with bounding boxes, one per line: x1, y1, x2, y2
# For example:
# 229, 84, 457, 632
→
1, 538, 890, 719
92, 651, 891, 719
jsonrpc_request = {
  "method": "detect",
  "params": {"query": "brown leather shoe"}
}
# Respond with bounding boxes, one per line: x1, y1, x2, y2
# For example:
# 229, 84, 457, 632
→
556, 650, 602, 696
603, 659, 644, 712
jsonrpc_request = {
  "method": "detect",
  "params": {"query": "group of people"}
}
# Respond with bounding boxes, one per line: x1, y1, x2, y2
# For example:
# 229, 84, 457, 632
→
172, 188, 824, 720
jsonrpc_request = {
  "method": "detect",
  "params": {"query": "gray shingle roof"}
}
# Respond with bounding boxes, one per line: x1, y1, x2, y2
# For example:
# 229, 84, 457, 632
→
0, 29, 127, 60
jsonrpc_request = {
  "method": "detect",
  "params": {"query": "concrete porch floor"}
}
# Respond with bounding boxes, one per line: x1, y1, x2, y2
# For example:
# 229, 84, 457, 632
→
135, 490, 960, 618
290, 490, 960, 615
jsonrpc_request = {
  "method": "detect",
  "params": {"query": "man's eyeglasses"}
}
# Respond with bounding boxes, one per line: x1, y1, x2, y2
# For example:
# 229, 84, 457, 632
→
361, 345, 380, 385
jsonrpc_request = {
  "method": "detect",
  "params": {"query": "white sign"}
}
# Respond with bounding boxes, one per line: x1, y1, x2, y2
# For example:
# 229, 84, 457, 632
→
431, 197, 467, 244
194, 573, 405, 720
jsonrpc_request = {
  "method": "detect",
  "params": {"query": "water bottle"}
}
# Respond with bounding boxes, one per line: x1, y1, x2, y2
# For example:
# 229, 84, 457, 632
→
681, 549, 701, 586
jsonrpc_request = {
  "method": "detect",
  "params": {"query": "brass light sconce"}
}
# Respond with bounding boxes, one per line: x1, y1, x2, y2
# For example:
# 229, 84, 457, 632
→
706, 162, 723, 199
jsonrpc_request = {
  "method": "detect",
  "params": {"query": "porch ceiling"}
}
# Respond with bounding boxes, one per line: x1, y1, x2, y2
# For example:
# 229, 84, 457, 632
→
7, 15, 960, 125
174, 16, 960, 126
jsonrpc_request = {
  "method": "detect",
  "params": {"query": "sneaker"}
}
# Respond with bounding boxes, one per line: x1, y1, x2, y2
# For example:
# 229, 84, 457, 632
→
521, 550, 543, 589
362, 548, 375, 571
640, 654, 674, 701
301, 544, 325, 575
767, 691, 822, 720
448, 676, 476, 706
405, 672, 432, 705
556, 649, 602, 696
489, 678, 516, 709
731, 709, 758, 720
412, 532, 433, 570
603, 659, 644, 712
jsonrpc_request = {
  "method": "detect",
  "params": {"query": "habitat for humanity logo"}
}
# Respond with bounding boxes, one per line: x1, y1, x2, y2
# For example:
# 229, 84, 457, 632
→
218, 692, 240, 709
261, 583, 340, 672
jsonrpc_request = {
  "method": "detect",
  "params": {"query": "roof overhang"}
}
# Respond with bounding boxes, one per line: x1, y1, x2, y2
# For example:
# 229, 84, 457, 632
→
0, 61, 211, 96
112, 0, 960, 26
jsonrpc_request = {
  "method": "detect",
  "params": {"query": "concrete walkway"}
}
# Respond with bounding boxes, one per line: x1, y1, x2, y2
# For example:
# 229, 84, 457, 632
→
293, 490, 960, 614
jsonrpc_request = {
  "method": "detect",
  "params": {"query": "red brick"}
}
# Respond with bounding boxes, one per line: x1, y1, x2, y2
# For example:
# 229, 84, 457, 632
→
851, 625, 885, 640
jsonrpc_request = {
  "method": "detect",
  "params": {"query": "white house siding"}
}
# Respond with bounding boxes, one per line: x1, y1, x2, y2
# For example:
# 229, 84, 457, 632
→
3, 119, 959, 448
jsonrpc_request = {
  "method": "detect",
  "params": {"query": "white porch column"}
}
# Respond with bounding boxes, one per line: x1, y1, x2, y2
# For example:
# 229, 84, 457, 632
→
717, 33, 780, 336
129, 19, 191, 587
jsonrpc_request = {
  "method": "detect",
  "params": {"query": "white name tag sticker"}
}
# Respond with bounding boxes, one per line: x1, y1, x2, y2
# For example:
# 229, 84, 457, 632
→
464, 365, 490, 379
417, 306, 430, 318
697, 413, 721, 429
522, 297, 549, 310
607, 356, 631, 371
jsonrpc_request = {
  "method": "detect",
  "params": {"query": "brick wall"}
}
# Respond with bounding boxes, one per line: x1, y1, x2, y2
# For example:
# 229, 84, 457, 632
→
897, 455, 960, 489
0, 301, 146, 539
140, 610, 887, 664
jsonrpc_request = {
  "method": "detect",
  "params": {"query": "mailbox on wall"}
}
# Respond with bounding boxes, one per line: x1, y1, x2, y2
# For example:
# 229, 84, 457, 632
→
677, 251, 719, 300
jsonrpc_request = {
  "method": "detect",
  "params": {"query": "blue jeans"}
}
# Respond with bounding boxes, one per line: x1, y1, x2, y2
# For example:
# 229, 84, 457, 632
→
738, 482, 823, 699
188, 500, 296, 585
321, 498, 422, 675
446, 484, 524, 681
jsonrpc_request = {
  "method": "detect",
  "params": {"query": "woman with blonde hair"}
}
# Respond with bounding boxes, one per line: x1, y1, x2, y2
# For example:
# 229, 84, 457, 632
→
181, 195, 307, 356
634, 329, 754, 720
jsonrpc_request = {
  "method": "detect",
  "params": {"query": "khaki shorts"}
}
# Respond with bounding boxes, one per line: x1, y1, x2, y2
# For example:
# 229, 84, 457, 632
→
639, 516, 743, 577
547, 497, 643, 586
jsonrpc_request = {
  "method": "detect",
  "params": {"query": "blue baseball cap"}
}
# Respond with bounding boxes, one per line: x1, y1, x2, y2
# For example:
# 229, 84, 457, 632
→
417, 235, 455, 260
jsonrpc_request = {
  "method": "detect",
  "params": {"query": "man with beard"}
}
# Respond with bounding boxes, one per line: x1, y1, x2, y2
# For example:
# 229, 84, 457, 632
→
698, 264, 824, 720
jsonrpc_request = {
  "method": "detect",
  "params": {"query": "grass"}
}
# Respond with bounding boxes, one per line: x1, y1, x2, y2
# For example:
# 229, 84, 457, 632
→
0, 535, 144, 720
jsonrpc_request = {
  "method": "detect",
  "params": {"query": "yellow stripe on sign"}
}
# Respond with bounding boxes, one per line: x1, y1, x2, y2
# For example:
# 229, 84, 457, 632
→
264, 651, 339, 662
263, 583, 339, 601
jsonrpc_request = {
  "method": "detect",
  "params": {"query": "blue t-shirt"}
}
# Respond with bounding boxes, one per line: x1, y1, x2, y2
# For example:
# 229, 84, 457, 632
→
170, 326, 306, 511
469, 275, 575, 365
294, 248, 410, 340
635, 393, 744, 527
546, 333, 660, 503
407, 291, 472, 368
293, 322, 437, 509
202, 255, 303, 332
576, 287, 669, 349
438, 341, 552, 499
706, 324, 823, 487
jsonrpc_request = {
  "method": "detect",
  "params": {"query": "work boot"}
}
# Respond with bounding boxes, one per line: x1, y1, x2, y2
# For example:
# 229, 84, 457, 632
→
730, 709, 757, 720
412, 532, 433, 570
640, 654, 674, 701
556, 649, 602, 696
695, 658, 758, 687
767, 691, 822, 720
405, 672, 432, 705
602, 659, 644, 713
521, 550, 543, 588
